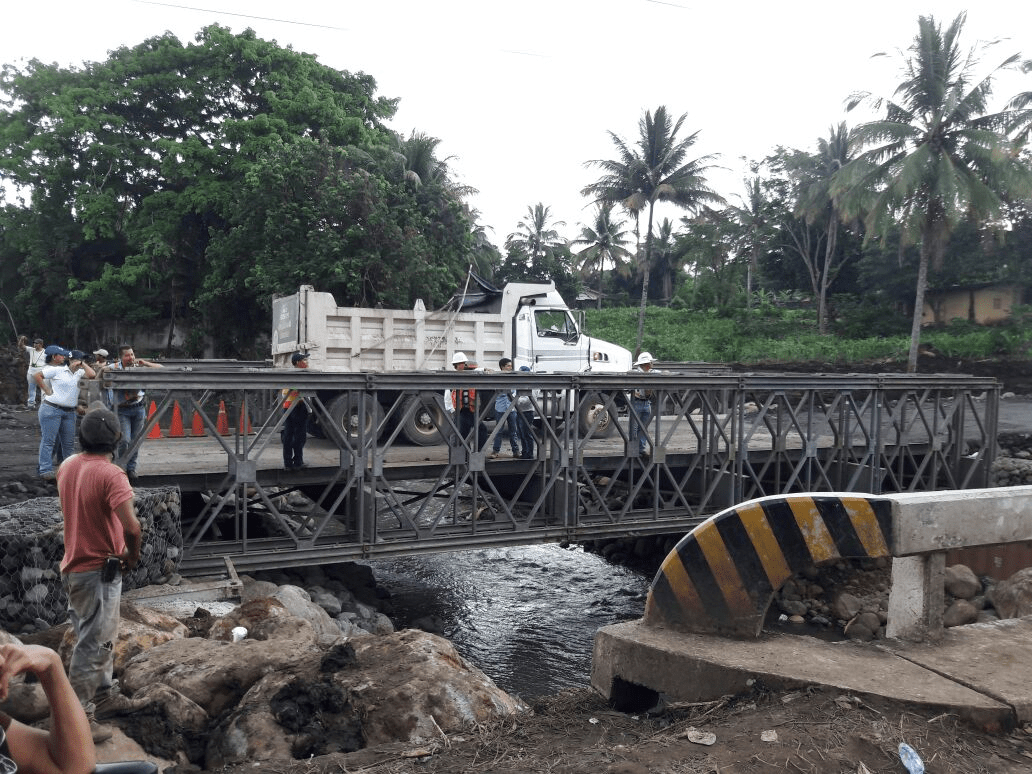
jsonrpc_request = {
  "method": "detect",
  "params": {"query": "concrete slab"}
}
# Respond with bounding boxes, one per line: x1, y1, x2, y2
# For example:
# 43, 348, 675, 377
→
593, 620, 1014, 732
881, 617, 1032, 726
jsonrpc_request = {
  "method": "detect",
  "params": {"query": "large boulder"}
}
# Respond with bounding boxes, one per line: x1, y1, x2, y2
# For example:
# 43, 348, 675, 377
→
120, 617, 322, 718
204, 629, 527, 768
989, 567, 1032, 620
944, 564, 981, 600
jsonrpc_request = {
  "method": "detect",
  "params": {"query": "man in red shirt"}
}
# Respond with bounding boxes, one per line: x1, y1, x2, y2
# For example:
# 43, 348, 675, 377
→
57, 404, 141, 741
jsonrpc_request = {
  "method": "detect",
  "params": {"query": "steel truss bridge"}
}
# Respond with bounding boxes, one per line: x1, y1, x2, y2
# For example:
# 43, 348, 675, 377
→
104, 368, 1000, 576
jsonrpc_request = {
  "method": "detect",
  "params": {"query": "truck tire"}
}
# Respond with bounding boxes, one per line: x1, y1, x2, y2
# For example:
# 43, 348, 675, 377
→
578, 391, 618, 438
326, 394, 384, 442
400, 394, 446, 446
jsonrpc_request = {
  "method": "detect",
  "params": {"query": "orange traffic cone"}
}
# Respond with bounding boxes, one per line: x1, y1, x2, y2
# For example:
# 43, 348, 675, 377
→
191, 409, 206, 437
216, 401, 229, 435
146, 401, 162, 439
168, 401, 185, 437
238, 405, 253, 435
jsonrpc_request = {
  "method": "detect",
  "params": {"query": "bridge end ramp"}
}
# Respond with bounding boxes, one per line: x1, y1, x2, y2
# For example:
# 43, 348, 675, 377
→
591, 618, 1023, 733
643, 493, 895, 638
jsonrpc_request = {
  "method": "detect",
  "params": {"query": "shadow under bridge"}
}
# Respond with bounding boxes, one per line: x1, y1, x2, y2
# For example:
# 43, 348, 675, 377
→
104, 368, 1000, 576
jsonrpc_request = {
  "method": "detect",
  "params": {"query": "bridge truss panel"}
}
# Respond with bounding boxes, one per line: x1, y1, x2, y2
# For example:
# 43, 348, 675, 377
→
102, 369, 1000, 575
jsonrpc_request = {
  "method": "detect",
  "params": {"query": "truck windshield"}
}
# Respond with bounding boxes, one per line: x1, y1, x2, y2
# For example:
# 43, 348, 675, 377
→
535, 310, 578, 341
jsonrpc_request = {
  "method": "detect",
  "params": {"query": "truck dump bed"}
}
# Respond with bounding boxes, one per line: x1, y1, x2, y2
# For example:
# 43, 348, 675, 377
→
273, 286, 507, 372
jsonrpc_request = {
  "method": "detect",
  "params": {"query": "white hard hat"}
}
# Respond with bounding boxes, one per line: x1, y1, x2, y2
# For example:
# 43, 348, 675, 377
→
635, 351, 654, 366
451, 351, 468, 365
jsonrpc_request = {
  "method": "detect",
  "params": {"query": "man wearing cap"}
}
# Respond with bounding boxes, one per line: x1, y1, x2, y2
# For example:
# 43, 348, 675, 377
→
56, 405, 140, 741
281, 352, 310, 470
629, 351, 659, 455
108, 344, 163, 485
34, 346, 95, 479
22, 336, 46, 409
91, 348, 109, 371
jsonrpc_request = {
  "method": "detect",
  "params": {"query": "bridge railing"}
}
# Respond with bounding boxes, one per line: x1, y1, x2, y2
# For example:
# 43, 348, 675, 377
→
100, 368, 1000, 574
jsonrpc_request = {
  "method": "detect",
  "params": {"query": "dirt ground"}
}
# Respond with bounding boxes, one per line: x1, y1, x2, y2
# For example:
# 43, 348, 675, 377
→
4, 362, 1032, 772
212, 686, 1032, 774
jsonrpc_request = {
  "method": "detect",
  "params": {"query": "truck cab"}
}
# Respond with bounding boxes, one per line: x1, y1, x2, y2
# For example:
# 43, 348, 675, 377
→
453, 278, 632, 375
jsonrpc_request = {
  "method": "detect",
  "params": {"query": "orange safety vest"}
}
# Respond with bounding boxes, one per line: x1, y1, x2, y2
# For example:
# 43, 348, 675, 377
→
282, 388, 301, 408
451, 388, 476, 413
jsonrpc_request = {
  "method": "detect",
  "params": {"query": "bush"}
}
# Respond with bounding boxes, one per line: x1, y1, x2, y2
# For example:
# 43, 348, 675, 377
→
582, 302, 1026, 365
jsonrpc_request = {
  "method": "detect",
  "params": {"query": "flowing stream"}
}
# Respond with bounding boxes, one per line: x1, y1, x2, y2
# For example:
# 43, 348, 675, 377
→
367, 544, 652, 700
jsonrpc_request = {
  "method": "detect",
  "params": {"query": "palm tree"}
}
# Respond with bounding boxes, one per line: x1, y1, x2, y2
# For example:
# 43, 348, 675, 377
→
505, 203, 567, 275
793, 122, 857, 334
583, 106, 724, 353
571, 204, 633, 309
727, 172, 768, 309
465, 207, 502, 280
1006, 59, 1032, 143
835, 13, 1032, 372
396, 130, 479, 198
649, 218, 679, 304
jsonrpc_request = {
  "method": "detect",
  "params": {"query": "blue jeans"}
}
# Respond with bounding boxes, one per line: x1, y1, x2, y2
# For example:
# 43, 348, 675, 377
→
63, 569, 122, 705
517, 410, 536, 459
629, 398, 652, 453
282, 404, 309, 467
38, 401, 76, 475
492, 407, 520, 455
117, 401, 147, 473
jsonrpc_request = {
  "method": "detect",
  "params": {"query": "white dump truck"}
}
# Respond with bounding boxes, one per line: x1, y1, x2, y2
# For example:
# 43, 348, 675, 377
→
271, 277, 632, 444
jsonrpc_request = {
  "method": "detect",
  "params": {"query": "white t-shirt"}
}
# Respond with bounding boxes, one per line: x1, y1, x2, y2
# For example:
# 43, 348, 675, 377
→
41, 365, 84, 408
26, 345, 47, 372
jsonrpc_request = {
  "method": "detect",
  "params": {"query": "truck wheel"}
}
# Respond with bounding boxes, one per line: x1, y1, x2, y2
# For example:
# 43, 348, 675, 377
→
579, 391, 618, 438
400, 394, 445, 446
327, 394, 384, 442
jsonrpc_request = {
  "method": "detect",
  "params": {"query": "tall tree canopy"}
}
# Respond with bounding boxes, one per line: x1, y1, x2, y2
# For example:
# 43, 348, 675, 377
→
0, 25, 474, 355
582, 106, 723, 354
571, 204, 632, 309
836, 13, 1032, 372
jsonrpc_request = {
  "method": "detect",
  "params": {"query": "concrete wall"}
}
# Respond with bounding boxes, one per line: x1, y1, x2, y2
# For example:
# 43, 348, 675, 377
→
923, 284, 1023, 326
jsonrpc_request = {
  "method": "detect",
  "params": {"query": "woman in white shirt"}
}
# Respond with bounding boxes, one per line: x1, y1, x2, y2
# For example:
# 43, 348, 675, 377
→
34, 346, 95, 479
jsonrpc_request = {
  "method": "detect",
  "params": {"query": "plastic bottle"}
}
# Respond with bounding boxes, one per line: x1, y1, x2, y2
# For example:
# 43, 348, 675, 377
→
898, 742, 925, 774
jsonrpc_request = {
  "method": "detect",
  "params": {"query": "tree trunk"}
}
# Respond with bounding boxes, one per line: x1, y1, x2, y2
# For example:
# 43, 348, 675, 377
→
907, 241, 931, 373
818, 217, 839, 335
635, 204, 656, 355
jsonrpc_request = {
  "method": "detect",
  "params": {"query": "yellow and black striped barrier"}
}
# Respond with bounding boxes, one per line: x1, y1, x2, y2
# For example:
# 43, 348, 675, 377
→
643, 493, 894, 638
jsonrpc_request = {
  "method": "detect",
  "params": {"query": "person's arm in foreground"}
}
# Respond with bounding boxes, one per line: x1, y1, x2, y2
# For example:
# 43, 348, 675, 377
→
0, 643, 95, 774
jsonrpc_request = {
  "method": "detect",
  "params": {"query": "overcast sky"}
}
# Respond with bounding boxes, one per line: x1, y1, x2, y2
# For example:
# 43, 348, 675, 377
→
3, 1, 1030, 247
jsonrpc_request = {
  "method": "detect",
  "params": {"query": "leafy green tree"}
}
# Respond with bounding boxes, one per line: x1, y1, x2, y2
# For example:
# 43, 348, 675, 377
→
505, 203, 567, 275
725, 172, 776, 308
1006, 59, 1032, 143
790, 123, 859, 334
0, 26, 475, 354
571, 204, 632, 308
836, 13, 1032, 372
673, 210, 744, 311
583, 106, 724, 354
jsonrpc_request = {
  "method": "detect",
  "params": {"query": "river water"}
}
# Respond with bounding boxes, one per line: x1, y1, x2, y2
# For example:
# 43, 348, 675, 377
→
368, 544, 652, 700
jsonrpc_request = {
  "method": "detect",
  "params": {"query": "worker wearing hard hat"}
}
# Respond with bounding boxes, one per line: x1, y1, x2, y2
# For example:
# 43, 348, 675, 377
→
445, 352, 488, 450
629, 351, 659, 455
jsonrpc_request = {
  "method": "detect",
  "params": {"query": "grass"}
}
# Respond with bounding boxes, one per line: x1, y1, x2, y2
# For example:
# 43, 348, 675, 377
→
581, 305, 1032, 364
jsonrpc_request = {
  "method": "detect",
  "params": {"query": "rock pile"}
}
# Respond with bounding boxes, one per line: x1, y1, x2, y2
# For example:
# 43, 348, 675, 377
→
0, 488, 182, 633
992, 431, 1032, 486
768, 560, 1032, 640
0, 576, 527, 770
